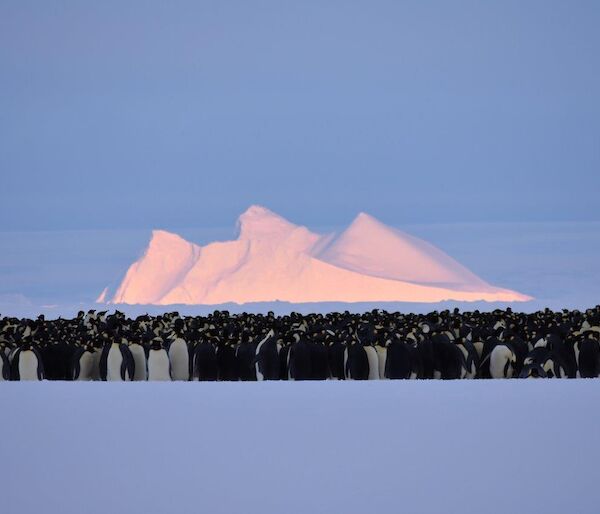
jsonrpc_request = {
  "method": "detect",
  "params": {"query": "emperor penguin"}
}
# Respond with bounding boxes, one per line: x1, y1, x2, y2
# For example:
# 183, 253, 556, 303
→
72, 345, 98, 381
430, 334, 463, 379
385, 339, 419, 379
356, 324, 379, 380
99, 340, 135, 381
487, 343, 517, 379
147, 337, 172, 381
254, 329, 280, 381
128, 336, 148, 381
308, 339, 329, 380
575, 334, 600, 378
327, 339, 346, 380
364, 344, 380, 380
194, 337, 219, 381
344, 337, 369, 380
89, 344, 102, 381
455, 339, 478, 379
235, 333, 257, 381
278, 342, 291, 380
168, 335, 190, 381
520, 347, 551, 378
11, 344, 45, 381
216, 341, 238, 381
375, 342, 388, 380
288, 332, 311, 380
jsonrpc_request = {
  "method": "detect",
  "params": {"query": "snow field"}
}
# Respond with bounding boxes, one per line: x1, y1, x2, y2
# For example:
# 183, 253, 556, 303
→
1, 380, 598, 514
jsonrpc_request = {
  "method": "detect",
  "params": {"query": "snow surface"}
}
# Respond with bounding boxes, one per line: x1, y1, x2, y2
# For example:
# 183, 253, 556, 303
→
107, 205, 528, 305
1, 381, 598, 514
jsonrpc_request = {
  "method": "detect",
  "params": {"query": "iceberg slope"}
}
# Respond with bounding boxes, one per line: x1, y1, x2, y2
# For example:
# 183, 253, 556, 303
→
107, 205, 531, 305
316, 212, 492, 291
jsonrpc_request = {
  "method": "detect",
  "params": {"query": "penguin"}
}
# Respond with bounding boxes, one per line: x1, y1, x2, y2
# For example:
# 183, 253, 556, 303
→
11, 344, 45, 381
168, 337, 190, 381
89, 345, 102, 381
193, 339, 218, 381
356, 324, 380, 380
254, 330, 280, 381
507, 336, 529, 378
99, 341, 135, 381
551, 336, 577, 378
235, 334, 257, 381
416, 337, 435, 379
575, 335, 600, 378
278, 343, 291, 380
344, 339, 369, 380
385, 339, 420, 379
129, 337, 148, 381
430, 335, 463, 379
288, 333, 312, 380
287, 332, 312, 380
147, 338, 171, 381
375, 343, 387, 380
308, 340, 329, 380
216, 341, 238, 381
455, 339, 479, 379
364, 344, 380, 380
327, 340, 346, 380
169, 320, 190, 381
71, 346, 98, 381
482, 343, 517, 379
520, 347, 552, 378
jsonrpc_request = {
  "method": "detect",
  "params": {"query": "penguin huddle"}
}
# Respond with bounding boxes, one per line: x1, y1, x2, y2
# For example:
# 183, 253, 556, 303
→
1, 306, 600, 381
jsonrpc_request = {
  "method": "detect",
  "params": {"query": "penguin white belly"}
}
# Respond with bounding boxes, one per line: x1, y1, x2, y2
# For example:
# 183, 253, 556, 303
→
0, 358, 6, 381
169, 340, 189, 381
76, 352, 94, 381
129, 344, 147, 381
490, 346, 512, 379
458, 345, 476, 379
90, 349, 101, 380
365, 346, 379, 380
107, 346, 124, 381
148, 351, 171, 381
375, 346, 387, 379
19, 351, 40, 381
8, 347, 19, 363
473, 342, 484, 359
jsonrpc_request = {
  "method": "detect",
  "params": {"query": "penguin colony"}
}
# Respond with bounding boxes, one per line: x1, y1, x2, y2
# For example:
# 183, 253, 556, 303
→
1, 307, 600, 381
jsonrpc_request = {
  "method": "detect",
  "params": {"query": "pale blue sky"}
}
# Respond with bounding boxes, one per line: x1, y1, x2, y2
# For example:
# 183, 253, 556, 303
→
1, 1, 599, 231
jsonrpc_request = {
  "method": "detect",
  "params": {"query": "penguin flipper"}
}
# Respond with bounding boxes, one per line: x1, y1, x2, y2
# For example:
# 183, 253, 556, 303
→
71, 347, 84, 380
11, 350, 20, 381
35, 348, 45, 380
99, 345, 109, 381
0, 352, 9, 380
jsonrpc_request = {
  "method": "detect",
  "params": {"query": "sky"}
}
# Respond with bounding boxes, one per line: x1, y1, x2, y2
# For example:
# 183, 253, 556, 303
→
1, 0, 599, 231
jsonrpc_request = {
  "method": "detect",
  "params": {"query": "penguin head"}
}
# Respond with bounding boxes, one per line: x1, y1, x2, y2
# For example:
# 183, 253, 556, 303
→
150, 338, 164, 350
173, 318, 184, 334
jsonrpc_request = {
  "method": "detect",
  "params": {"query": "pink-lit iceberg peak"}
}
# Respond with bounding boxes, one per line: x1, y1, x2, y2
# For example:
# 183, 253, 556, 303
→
99, 205, 532, 305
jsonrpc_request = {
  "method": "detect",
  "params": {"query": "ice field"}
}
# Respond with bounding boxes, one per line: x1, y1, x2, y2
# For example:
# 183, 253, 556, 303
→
2, 380, 599, 514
